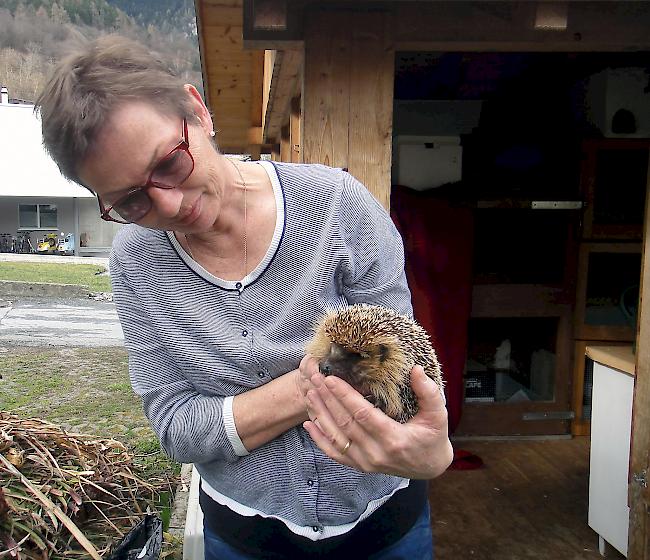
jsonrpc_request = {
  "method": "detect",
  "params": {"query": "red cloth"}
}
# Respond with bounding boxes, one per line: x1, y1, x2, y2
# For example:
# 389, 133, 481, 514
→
390, 185, 474, 434
449, 448, 484, 470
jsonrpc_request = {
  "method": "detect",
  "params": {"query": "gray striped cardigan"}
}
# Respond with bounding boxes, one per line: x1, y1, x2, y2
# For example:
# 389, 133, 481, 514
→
109, 161, 414, 540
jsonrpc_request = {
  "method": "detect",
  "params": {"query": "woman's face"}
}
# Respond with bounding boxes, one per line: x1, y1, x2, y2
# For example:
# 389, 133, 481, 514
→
77, 99, 223, 233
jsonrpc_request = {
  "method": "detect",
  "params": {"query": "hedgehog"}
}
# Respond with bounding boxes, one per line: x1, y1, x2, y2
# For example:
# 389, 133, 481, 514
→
305, 304, 444, 423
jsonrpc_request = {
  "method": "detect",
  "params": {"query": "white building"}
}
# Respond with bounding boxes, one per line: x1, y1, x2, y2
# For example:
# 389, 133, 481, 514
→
0, 87, 121, 257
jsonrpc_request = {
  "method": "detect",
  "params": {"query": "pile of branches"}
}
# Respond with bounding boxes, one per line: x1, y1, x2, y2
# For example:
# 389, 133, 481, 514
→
0, 412, 173, 559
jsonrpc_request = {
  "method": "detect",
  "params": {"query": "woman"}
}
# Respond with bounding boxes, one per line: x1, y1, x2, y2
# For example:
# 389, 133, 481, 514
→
36, 36, 452, 559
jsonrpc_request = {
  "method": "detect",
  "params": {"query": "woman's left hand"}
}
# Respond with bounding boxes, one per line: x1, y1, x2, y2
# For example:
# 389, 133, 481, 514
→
299, 355, 453, 479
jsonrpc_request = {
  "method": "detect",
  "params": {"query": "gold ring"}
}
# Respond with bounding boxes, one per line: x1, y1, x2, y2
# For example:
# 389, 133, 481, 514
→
341, 440, 351, 455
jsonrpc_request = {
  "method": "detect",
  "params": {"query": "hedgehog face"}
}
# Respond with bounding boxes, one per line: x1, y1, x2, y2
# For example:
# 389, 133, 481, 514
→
305, 304, 443, 422
318, 341, 392, 396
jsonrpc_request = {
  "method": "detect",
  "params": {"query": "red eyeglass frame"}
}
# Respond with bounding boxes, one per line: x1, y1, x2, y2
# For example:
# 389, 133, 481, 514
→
97, 118, 194, 224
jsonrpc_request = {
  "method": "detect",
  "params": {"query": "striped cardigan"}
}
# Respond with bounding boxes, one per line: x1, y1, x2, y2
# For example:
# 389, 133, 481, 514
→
109, 161, 414, 540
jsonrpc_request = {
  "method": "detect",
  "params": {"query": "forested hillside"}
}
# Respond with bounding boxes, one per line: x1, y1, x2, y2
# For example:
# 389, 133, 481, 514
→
107, 0, 197, 36
0, 0, 202, 103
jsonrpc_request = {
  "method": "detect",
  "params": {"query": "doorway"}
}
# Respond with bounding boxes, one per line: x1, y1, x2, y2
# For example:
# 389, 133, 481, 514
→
391, 51, 648, 435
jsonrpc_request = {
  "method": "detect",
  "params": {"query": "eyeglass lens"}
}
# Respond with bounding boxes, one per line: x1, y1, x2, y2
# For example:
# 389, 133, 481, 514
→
112, 190, 152, 223
108, 149, 194, 222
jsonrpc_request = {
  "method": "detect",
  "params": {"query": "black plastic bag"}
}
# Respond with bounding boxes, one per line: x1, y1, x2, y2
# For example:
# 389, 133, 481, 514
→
107, 514, 163, 560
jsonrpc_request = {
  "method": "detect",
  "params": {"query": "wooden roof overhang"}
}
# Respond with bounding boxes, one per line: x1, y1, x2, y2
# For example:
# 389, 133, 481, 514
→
194, 0, 264, 155
196, 1, 650, 156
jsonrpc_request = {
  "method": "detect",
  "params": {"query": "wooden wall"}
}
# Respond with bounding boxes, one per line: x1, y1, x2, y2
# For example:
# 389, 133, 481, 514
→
302, 9, 394, 209
629, 164, 650, 558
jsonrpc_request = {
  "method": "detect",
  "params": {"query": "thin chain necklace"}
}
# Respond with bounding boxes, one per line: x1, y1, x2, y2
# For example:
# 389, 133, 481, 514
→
185, 158, 248, 282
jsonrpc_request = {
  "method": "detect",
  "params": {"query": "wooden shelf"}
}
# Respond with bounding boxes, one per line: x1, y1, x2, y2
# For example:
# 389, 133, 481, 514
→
570, 139, 647, 435
586, 345, 635, 376
573, 242, 641, 342
580, 138, 649, 241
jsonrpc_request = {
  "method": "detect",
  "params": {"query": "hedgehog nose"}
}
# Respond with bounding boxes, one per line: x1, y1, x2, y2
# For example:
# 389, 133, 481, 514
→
319, 362, 332, 375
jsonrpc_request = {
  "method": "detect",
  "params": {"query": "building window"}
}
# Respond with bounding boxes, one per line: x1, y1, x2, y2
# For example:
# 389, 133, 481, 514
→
18, 204, 58, 229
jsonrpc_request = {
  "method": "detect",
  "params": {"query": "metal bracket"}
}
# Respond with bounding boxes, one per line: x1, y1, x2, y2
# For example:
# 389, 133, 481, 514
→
522, 411, 576, 421
531, 201, 584, 210
632, 469, 648, 488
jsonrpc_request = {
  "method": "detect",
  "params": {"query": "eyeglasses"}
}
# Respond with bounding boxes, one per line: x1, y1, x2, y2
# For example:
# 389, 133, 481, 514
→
98, 118, 194, 224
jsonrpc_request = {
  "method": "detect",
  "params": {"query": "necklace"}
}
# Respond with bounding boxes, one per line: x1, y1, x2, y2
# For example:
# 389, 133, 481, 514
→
185, 158, 248, 283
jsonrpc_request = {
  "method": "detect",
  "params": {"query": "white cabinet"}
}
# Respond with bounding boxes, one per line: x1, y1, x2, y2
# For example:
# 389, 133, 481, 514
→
588, 348, 635, 557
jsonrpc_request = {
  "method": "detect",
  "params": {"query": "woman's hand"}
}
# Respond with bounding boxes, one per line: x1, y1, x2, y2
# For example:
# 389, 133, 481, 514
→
299, 355, 453, 480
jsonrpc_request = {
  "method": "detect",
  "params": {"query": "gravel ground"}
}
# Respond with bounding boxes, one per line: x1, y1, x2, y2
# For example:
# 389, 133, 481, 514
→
0, 295, 123, 347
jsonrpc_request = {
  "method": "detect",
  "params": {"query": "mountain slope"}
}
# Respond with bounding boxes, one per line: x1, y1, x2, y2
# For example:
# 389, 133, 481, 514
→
0, 0, 202, 102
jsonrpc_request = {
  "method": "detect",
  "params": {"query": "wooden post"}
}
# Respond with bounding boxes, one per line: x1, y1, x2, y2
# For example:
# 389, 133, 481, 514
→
302, 9, 394, 209
270, 140, 281, 161
280, 124, 291, 162
628, 157, 650, 559
290, 96, 301, 163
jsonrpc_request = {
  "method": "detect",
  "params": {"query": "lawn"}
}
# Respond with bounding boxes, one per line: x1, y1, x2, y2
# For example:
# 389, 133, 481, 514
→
0, 346, 174, 478
0, 262, 112, 292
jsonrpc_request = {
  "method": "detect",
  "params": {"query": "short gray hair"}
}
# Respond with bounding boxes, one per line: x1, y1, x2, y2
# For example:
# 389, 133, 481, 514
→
35, 35, 195, 186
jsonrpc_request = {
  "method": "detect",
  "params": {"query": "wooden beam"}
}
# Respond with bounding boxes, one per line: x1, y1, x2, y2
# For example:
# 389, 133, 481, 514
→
200, 3, 242, 27
393, 2, 650, 51
302, 11, 350, 170
347, 12, 394, 209
235, 1, 650, 52
302, 9, 394, 209
251, 0, 287, 30
242, 0, 303, 48
263, 49, 303, 144
248, 144, 262, 160
628, 156, 650, 559
280, 125, 291, 162
250, 50, 264, 128
262, 50, 276, 131
247, 126, 263, 144
289, 96, 301, 163
270, 140, 281, 161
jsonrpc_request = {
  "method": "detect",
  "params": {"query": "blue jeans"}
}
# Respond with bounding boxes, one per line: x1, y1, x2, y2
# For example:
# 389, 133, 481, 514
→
204, 505, 434, 560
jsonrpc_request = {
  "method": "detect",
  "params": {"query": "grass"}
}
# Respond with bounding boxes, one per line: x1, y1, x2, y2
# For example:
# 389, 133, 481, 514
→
0, 346, 179, 479
0, 262, 112, 292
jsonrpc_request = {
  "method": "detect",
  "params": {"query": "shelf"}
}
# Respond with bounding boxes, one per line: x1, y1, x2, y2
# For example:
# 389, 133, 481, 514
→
573, 242, 642, 342
580, 138, 649, 241
586, 345, 635, 376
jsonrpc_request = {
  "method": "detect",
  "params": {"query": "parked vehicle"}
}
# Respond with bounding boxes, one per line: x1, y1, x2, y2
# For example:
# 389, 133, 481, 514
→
36, 233, 59, 255
0, 234, 13, 253
57, 233, 75, 256
16, 231, 35, 254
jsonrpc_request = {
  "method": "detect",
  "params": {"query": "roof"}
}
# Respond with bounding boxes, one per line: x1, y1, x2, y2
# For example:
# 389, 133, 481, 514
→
0, 103, 94, 198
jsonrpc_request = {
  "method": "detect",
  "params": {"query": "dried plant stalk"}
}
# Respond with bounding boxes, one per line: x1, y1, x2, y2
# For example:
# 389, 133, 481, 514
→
0, 413, 175, 559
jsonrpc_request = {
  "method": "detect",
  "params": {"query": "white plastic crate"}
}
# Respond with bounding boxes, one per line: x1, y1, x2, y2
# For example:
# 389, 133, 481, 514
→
395, 135, 462, 190
183, 466, 204, 559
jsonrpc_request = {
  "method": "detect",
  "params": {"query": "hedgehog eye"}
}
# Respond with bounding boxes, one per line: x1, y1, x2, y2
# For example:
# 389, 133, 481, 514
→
378, 344, 389, 362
